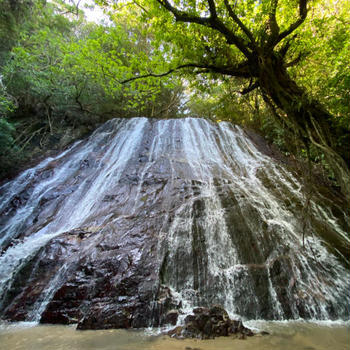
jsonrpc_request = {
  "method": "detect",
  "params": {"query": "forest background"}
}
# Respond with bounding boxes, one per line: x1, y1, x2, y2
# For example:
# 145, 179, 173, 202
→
0, 0, 349, 201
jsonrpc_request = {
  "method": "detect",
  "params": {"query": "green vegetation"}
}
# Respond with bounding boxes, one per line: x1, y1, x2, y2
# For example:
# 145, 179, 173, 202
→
0, 0, 185, 179
0, 0, 349, 201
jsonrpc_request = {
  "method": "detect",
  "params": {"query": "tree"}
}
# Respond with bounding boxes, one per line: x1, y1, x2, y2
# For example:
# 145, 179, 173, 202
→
102, 0, 350, 201
0, 0, 187, 179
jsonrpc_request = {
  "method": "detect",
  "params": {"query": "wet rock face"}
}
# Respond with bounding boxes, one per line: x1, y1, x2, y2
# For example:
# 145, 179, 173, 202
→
0, 117, 349, 329
2, 221, 176, 328
167, 306, 254, 339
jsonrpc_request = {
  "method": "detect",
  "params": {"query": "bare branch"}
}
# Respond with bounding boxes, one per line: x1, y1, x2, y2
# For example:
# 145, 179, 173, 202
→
223, 0, 256, 47
276, 0, 308, 45
156, 0, 252, 59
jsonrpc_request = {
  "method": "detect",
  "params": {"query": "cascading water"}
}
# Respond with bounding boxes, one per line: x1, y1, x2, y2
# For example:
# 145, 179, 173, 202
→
0, 117, 349, 328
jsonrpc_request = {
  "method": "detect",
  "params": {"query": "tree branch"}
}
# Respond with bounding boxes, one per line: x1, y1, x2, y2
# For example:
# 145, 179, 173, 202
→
285, 52, 303, 67
266, 0, 280, 47
156, 0, 252, 59
276, 0, 308, 45
278, 35, 297, 58
207, 0, 217, 18
132, 1, 149, 14
240, 81, 259, 95
120, 61, 252, 84
210, 17, 252, 58
223, 0, 256, 47
156, 0, 211, 26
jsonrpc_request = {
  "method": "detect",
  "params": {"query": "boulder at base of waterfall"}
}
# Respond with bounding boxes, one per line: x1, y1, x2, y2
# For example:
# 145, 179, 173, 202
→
167, 305, 255, 339
165, 309, 179, 325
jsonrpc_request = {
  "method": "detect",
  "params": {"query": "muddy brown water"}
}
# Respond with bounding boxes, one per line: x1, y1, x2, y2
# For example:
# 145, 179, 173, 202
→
0, 321, 349, 350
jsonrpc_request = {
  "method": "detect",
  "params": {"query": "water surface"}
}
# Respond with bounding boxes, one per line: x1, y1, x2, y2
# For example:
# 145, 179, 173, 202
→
0, 321, 349, 350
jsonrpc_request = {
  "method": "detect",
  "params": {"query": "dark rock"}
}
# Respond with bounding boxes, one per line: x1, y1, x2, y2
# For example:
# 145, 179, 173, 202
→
40, 310, 71, 325
80, 159, 90, 169
193, 307, 209, 315
201, 319, 213, 338
167, 326, 183, 338
165, 309, 179, 325
138, 154, 148, 163
167, 306, 254, 340
77, 307, 132, 330
102, 195, 117, 202
209, 305, 229, 320
184, 314, 196, 324
194, 313, 210, 331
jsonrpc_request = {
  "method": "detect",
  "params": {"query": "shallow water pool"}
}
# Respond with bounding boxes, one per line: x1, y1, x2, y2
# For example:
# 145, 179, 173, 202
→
0, 320, 349, 350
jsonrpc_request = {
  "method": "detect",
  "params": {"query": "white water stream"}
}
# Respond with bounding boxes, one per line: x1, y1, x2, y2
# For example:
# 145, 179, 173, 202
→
0, 117, 349, 323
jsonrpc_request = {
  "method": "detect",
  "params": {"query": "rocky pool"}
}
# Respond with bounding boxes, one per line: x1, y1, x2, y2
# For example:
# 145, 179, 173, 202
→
0, 320, 349, 350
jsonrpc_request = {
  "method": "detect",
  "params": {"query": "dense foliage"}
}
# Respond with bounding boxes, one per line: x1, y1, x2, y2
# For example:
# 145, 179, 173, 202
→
101, 0, 350, 199
0, 0, 185, 179
0, 0, 349, 201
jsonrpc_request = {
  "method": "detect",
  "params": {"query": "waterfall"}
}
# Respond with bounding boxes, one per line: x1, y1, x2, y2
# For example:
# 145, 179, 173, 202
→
0, 117, 349, 327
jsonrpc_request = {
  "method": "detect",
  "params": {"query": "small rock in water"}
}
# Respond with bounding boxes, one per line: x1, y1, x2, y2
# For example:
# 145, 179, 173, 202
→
167, 305, 254, 340
165, 309, 179, 325
168, 326, 183, 338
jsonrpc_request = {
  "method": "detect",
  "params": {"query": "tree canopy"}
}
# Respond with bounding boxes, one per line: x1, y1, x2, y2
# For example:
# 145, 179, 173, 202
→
99, 0, 349, 200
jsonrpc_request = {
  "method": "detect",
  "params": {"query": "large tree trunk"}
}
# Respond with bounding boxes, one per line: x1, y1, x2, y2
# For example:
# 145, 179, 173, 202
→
257, 55, 350, 202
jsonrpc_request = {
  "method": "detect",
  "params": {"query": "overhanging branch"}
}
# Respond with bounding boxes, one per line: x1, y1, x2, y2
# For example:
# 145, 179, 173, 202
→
156, 0, 252, 59
120, 61, 252, 84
